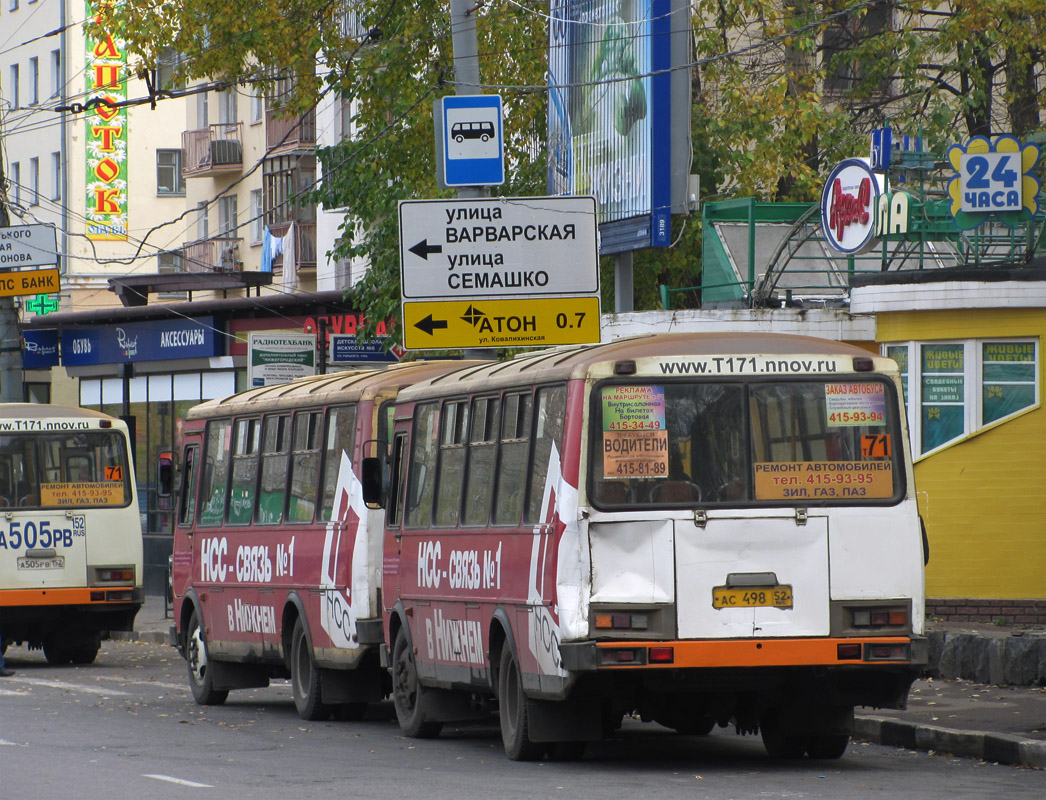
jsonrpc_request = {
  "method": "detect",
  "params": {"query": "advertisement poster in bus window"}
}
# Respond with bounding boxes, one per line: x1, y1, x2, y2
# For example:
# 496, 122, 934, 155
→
753, 461, 894, 500
601, 385, 667, 478
982, 341, 1036, 424
920, 344, 964, 452
825, 382, 887, 426
41, 481, 126, 506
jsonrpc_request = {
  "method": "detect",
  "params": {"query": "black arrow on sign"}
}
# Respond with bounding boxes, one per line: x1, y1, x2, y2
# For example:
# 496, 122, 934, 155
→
409, 239, 443, 260
414, 314, 448, 336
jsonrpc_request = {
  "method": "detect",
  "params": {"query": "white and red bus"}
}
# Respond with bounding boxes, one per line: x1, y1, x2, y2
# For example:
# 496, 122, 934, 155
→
0, 404, 143, 665
367, 333, 927, 760
169, 362, 471, 718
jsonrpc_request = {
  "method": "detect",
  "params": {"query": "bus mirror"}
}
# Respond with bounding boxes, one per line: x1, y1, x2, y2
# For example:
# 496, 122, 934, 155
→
361, 457, 384, 509
157, 452, 174, 499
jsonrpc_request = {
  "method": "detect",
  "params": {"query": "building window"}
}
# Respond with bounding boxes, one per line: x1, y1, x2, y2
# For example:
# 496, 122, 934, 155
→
10, 162, 19, 206
10, 0, 19, 11
157, 251, 186, 299
29, 56, 39, 105
9, 64, 18, 108
250, 86, 264, 124
885, 339, 1039, 458
197, 90, 208, 127
218, 87, 237, 125
156, 149, 185, 195
51, 152, 61, 201
218, 195, 238, 236
50, 49, 61, 98
823, 0, 891, 95
197, 202, 209, 241
157, 48, 184, 91
250, 189, 263, 243
28, 157, 39, 206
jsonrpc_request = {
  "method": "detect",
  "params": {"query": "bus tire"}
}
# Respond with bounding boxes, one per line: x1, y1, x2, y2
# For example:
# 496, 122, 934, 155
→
807, 734, 849, 759
760, 709, 808, 759
498, 646, 543, 761
186, 609, 228, 706
391, 627, 442, 738
290, 617, 330, 721
43, 641, 72, 665
70, 642, 100, 665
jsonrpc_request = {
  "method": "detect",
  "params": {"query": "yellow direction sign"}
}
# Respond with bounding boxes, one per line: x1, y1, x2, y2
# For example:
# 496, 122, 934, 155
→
403, 296, 600, 350
0, 268, 60, 298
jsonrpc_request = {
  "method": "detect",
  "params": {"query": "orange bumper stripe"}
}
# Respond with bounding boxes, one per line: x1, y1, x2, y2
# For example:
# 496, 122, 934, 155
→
596, 637, 912, 668
0, 588, 112, 607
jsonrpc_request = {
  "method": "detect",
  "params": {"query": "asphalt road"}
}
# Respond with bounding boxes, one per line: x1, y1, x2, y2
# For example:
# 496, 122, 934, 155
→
1, 640, 1043, 800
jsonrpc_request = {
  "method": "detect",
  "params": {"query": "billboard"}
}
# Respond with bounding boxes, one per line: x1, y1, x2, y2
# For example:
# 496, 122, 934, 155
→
548, 0, 690, 252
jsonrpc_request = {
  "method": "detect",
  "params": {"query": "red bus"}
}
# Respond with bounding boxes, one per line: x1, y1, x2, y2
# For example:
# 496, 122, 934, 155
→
170, 362, 471, 719
367, 333, 927, 760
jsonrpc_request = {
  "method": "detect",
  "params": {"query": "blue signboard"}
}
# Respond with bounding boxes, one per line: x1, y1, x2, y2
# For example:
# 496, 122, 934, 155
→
60, 316, 221, 366
22, 329, 60, 369
440, 95, 505, 187
329, 334, 399, 364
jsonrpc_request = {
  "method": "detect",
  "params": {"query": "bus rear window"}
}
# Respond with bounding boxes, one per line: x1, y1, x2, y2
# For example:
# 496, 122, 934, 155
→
591, 379, 903, 507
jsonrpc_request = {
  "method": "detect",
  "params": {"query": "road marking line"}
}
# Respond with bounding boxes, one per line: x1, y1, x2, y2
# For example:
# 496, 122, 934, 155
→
143, 774, 214, 788
0, 738, 28, 746
0, 688, 30, 697
19, 677, 130, 696
94, 676, 188, 691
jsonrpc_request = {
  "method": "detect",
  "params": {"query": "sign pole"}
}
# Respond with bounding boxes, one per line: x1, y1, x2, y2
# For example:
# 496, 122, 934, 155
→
0, 149, 25, 403
449, 0, 497, 359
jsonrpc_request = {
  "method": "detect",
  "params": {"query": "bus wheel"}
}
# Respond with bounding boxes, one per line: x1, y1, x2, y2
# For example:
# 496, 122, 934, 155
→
186, 610, 228, 706
760, 710, 808, 759
290, 617, 330, 721
807, 734, 849, 759
391, 627, 442, 738
498, 646, 544, 761
43, 641, 72, 665
70, 639, 100, 665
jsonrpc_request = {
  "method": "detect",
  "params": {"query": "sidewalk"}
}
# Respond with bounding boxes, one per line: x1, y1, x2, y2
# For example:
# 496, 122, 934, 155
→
117, 597, 1046, 769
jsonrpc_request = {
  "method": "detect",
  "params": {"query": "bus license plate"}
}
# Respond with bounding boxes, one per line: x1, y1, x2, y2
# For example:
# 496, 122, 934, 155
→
712, 586, 793, 609
17, 556, 66, 570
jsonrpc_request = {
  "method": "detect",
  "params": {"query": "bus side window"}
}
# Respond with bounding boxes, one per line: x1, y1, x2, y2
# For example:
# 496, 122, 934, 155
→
435, 400, 469, 527
405, 403, 439, 528
179, 445, 199, 526
288, 411, 322, 523
462, 396, 499, 526
257, 414, 290, 525
319, 404, 356, 522
198, 421, 231, 526
228, 418, 260, 525
387, 432, 409, 528
494, 392, 532, 526
525, 385, 566, 524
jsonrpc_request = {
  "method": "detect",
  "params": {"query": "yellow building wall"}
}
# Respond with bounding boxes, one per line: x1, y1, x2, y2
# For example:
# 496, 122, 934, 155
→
877, 309, 1046, 599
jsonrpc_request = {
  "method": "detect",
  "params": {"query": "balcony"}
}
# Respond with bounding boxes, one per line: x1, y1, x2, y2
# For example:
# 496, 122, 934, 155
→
266, 108, 316, 154
182, 123, 244, 177
269, 221, 317, 273
181, 236, 244, 273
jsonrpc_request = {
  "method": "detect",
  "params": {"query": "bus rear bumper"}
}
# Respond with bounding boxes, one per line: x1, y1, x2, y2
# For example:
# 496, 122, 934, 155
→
0, 587, 144, 644
560, 635, 928, 671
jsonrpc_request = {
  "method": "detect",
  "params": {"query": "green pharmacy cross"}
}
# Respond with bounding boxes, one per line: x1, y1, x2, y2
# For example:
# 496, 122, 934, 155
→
25, 294, 60, 315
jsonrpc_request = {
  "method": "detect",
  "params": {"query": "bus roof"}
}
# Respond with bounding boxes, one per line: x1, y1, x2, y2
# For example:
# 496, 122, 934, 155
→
0, 403, 123, 422
396, 332, 887, 401
185, 360, 480, 419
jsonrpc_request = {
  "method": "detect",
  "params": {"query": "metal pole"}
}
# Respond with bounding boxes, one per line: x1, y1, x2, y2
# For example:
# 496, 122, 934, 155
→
614, 252, 634, 313
450, 0, 496, 358
0, 144, 26, 403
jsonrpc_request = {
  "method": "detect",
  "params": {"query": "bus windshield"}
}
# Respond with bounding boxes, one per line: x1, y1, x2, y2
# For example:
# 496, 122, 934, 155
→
591, 378, 903, 507
0, 431, 132, 509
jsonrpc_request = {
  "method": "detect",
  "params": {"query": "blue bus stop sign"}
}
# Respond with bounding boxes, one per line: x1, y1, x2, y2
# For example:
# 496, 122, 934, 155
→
437, 95, 505, 187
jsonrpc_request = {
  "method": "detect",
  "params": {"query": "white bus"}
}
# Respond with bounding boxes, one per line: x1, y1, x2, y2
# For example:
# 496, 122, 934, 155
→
0, 404, 143, 664
368, 332, 928, 760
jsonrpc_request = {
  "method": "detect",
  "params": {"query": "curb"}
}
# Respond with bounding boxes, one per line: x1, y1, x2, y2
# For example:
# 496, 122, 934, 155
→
855, 715, 1046, 769
108, 630, 170, 645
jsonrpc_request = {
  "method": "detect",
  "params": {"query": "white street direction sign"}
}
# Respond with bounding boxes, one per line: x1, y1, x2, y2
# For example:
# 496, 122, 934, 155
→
0, 224, 59, 269
399, 196, 599, 300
